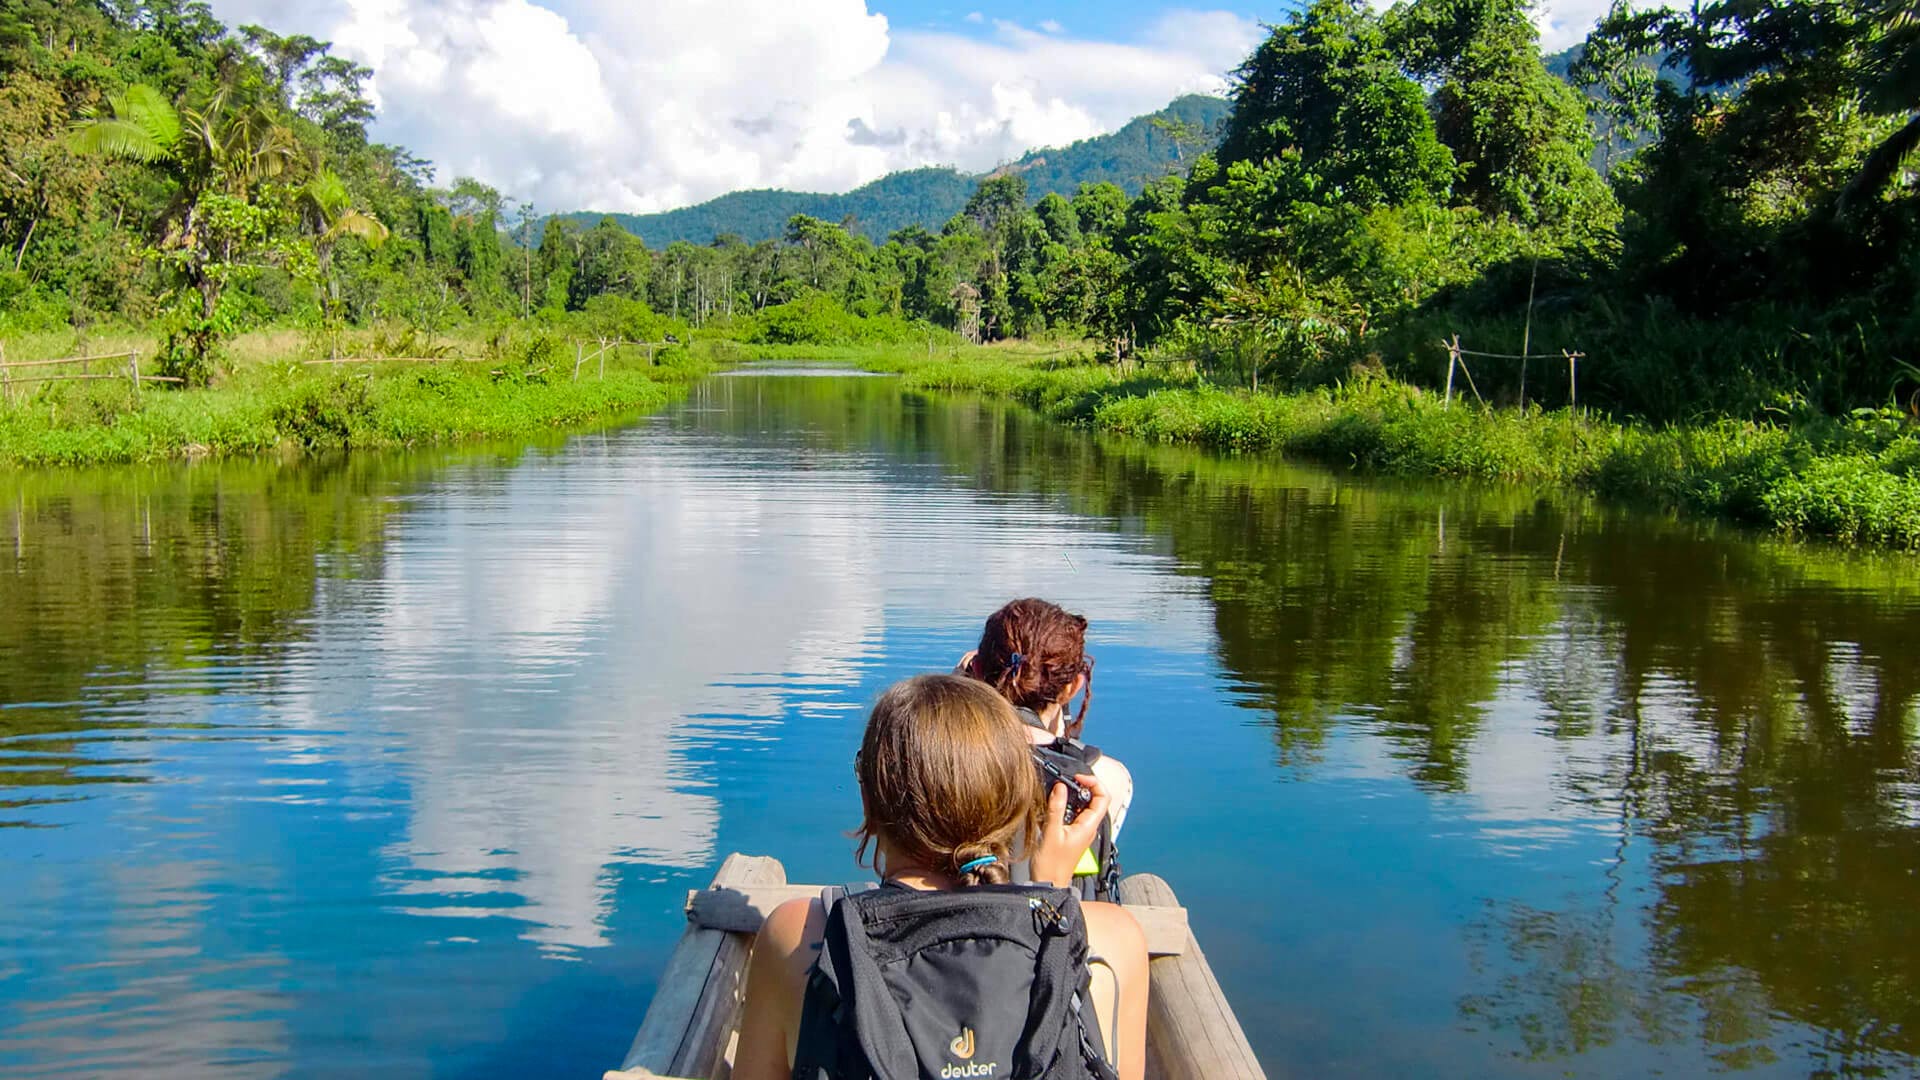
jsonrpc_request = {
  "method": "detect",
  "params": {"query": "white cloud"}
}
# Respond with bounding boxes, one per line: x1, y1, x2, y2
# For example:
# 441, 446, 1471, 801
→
207, 1, 1259, 214
1530, 0, 1612, 51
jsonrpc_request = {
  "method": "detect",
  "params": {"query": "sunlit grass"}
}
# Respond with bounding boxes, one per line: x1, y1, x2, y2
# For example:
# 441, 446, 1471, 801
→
873, 354, 1920, 549
0, 328, 708, 468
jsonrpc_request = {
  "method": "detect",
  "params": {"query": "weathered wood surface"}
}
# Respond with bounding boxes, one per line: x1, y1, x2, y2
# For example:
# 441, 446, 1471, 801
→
685, 883, 1193, 958
1121, 873, 1266, 1080
622, 854, 785, 1080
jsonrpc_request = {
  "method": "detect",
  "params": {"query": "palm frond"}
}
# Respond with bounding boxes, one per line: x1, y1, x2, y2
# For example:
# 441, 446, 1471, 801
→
69, 83, 181, 163
69, 118, 168, 162
116, 84, 182, 151
326, 209, 390, 249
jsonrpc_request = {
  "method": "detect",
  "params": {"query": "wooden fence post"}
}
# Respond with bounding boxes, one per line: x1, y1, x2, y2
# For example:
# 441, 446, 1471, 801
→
1443, 336, 1459, 407
599, 340, 607, 380
1, 341, 10, 406
574, 341, 584, 382
128, 350, 141, 399
1566, 350, 1582, 409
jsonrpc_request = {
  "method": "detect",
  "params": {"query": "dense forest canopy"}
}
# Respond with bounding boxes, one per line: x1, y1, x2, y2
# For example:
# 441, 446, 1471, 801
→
1, 0, 1916, 419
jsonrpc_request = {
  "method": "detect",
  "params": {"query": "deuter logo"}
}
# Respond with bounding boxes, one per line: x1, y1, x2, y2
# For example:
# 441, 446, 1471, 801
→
941, 1026, 998, 1077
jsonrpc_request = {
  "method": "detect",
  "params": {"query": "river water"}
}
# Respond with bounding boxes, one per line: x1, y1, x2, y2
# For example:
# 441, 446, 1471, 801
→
2, 371, 1917, 1078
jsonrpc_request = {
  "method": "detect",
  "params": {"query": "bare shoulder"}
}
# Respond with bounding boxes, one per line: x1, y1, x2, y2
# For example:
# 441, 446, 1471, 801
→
762, 896, 818, 946
758, 897, 827, 975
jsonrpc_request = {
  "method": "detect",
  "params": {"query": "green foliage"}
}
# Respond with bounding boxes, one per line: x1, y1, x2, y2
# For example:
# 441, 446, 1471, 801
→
881, 353, 1920, 548
1219, 0, 1456, 210
745, 292, 929, 346
0, 350, 696, 467
1387, 0, 1619, 236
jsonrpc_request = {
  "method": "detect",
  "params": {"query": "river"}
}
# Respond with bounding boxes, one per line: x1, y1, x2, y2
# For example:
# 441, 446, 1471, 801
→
2, 370, 1916, 1078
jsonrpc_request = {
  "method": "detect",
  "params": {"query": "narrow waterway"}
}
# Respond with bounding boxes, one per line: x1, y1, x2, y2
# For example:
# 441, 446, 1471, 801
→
2, 371, 1916, 1078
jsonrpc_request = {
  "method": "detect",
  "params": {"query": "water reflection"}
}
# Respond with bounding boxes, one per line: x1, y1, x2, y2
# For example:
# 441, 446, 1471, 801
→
1, 374, 1916, 1078
679, 377, 1920, 1074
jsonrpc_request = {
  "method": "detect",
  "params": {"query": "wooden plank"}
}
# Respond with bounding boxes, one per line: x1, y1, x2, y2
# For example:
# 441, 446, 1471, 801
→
1120, 874, 1265, 1080
686, 883, 1191, 958
623, 854, 786, 1080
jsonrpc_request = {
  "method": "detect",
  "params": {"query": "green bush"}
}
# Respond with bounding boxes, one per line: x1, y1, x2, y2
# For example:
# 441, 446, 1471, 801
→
746, 292, 936, 346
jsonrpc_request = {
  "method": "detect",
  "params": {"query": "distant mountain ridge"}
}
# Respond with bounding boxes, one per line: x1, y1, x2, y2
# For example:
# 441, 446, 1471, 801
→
570, 94, 1229, 247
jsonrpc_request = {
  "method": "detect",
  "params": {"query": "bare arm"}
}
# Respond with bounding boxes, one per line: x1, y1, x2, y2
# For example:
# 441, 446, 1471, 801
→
733, 897, 822, 1080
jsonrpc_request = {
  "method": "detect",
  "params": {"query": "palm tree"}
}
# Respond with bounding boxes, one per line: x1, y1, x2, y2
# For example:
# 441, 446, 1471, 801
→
1840, 0, 1920, 214
296, 165, 389, 357
71, 80, 310, 380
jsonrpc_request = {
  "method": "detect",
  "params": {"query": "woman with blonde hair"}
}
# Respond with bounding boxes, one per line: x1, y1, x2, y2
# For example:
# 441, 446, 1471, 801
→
734, 675, 1147, 1080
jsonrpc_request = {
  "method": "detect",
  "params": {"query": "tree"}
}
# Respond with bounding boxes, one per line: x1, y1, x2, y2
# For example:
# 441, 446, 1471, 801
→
296, 166, 387, 356
71, 79, 305, 382
1388, 0, 1618, 234
1216, 0, 1455, 210
1567, 2, 1660, 175
1840, 0, 1920, 214
568, 216, 649, 309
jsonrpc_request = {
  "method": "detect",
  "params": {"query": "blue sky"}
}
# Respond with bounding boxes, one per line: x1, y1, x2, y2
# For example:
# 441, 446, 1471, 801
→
206, 0, 1605, 213
885, 1, 1272, 37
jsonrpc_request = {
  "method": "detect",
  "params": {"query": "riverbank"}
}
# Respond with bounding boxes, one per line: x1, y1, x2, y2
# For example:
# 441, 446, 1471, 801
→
857, 352, 1920, 549
0, 331, 707, 468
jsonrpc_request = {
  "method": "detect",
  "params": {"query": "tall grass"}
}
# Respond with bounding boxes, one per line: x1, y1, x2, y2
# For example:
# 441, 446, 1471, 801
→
0, 336, 707, 468
877, 355, 1920, 549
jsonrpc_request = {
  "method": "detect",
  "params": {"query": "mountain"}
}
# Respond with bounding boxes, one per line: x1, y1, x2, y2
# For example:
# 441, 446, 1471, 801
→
571, 94, 1230, 247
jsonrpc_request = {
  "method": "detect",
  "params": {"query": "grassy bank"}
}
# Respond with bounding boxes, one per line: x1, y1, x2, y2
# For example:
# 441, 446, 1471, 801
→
0, 329, 707, 468
872, 354, 1920, 549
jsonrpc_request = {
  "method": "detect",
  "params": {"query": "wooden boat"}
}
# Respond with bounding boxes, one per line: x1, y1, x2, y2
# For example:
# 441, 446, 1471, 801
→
604, 853, 1266, 1080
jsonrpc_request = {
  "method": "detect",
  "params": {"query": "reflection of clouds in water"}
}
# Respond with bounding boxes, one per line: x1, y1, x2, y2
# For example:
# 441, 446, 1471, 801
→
3, 858, 289, 1078
281, 427, 1211, 952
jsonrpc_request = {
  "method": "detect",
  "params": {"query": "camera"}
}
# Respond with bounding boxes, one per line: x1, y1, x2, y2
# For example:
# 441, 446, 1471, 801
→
1032, 748, 1094, 824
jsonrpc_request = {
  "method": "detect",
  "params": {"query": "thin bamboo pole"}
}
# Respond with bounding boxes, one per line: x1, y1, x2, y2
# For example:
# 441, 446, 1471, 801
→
2, 373, 183, 385
1443, 336, 1458, 407
0, 351, 139, 369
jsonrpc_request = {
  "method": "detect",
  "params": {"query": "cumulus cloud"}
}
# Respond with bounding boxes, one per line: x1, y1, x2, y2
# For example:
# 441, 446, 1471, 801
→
1529, 0, 1613, 51
206, 0, 1260, 214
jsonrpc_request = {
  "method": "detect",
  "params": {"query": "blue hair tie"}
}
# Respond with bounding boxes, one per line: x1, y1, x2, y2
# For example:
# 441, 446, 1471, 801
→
958, 855, 998, 874
1007, 653, 1024, 673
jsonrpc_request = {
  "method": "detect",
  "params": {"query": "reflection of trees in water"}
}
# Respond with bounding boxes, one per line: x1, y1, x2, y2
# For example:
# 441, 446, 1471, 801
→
0, 451, 465, 803
717, 385, 1920, 1071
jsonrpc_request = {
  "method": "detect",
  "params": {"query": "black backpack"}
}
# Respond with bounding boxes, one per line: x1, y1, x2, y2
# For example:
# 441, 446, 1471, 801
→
791, 884, 1121, 1080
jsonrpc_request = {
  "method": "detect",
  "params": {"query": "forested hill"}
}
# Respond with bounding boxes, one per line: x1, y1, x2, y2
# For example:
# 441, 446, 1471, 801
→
572, 94, 1229, 246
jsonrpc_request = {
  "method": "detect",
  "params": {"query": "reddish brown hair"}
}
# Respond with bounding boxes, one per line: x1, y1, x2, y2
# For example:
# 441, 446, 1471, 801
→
966, 598, 1091, 726
855, 675, 1040, 886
